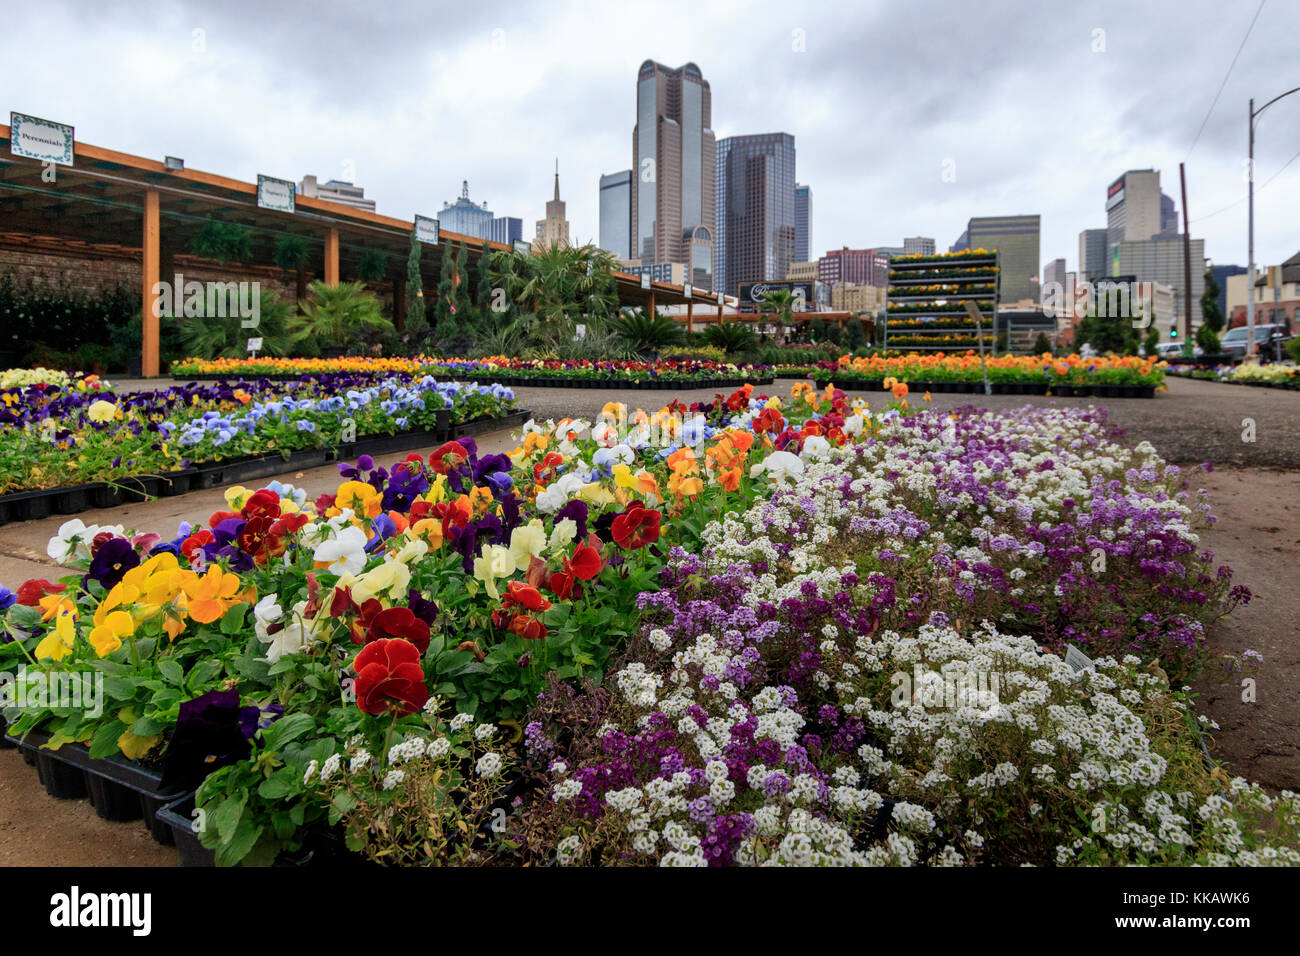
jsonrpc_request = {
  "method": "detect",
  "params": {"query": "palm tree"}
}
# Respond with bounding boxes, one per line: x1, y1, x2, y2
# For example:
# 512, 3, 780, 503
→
288, 280, 394, 355
759, 288, 798, 328
273, 234, 312, 311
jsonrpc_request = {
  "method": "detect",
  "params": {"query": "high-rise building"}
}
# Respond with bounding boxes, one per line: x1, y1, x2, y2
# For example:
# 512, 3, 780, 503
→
715, 133, 797, 295
1078, 228, 1108, 283
785, 260, 819, 282
298, 175, 376, 212
632, 60, 716, 290
439, 181, 494, 239
599, 170, 633, 259
794, 184, 812, 264
817, 248, 890, 288
533, 161, 571, 252
491, 217, 522, 245
1211, 264, 1247, 321
1106, 169, 1162, 271
903, 237, 936, 256
954, 215, 1041, 304
1115, 235, 1206, 325
1160, 193, 1178, 237
1042, 257, 1067, 293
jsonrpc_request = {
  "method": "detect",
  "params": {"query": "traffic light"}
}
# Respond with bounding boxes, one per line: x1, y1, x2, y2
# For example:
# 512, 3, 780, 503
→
1170, 328, 1178, 339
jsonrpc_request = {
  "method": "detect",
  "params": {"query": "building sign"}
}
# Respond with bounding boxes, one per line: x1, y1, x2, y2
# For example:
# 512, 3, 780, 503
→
257, 175, 295, 213
513, 239, 532, 257
414, 215, 440, 245
9, 112, 74, 166
737, 280, 814, 311
1107, 177, 1124, 199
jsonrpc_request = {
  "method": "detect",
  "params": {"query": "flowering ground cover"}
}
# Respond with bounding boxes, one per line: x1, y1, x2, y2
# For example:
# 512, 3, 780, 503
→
2, 383, 1294, 867
1166, 363, 1300, 388
812, 352, 1166, 390
171, 354, 773, 386
0, 373, 516, 494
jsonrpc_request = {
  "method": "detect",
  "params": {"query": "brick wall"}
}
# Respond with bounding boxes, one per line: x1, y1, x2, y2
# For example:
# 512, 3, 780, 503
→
0, 233, 395, 313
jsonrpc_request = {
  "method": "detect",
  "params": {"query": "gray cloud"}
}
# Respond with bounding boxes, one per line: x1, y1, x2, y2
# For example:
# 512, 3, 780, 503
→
7, 0, 1299, 276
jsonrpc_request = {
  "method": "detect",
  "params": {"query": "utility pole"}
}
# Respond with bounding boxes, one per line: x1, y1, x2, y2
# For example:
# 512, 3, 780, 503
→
1179, 163, 1192, 344
1247, 87, 1300, 359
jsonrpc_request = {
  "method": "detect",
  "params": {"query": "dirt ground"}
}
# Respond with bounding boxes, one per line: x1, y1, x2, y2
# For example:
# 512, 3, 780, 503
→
1, 380, 1297, 864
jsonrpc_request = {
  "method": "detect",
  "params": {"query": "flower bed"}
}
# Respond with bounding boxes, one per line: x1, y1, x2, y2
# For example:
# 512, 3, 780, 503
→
3, 387, 1293, 867
0, 374, 521, 523
808, 353, 1164, 397
1166, 363, 1300, 389
171, 355, 775, 389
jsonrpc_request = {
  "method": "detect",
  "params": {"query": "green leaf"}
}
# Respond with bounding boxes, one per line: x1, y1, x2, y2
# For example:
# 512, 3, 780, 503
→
220, 602, 249, 635
88, 720, 128, 759
261, 712, 315, 749
213, 789, 248, 844
157, 659, 184, 686
215, 818, 264, 867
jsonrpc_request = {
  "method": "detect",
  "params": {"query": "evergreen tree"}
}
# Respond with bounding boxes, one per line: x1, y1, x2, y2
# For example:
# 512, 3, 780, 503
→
810, 317, 829, 342
434, 241, 458, 342
476, 238, 496, 328
403, 232, 429, 352
1032, 331, 1053, 356
844, 315, 867, 349
1143, 323, 1160, 357
455, 241, 473, 323
1200, 268, 1225, 333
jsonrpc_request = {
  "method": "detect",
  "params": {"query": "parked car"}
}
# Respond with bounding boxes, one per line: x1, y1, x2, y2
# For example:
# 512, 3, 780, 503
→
1154, 342, 1185, 359
1219, 324, 1290, 361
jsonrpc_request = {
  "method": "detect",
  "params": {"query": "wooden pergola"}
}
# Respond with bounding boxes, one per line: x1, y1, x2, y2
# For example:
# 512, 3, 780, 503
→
0, 123, 735, 375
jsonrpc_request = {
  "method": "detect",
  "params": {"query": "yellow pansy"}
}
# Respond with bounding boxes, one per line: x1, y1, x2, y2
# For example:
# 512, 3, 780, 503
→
349, 560, 411, 605
333, 481, 382, 519
89, 609, 134, 658
35, 607, 78, 661
223, 485, 254, 510
577, 482, 614, 506
473, 543, 514, 602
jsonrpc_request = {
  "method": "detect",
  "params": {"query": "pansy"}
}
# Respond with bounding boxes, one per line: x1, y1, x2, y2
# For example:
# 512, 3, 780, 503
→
312, 525, 369, 575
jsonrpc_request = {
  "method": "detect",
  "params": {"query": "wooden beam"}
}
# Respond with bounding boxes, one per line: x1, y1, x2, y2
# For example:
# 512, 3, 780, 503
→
142, 189, 160, 377
324, 227, 339, 287
687, 299, 693, 335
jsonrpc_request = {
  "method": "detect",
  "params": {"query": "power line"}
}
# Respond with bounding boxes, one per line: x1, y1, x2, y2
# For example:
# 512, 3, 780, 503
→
1185, 0, 1266, 162
1189, 144, 1300, 223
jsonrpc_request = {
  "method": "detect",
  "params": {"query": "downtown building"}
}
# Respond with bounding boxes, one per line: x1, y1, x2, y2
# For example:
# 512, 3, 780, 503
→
632, 60, 716, 291
298, 175, 376, 212
1078, 228, 1108, 284
533, 164, 571, 252
599, 170, 633, 259
817, 247, 890, 288
491, 217, 522, 245
795, 184, 812, 264
903, 236, 936, 256
951, 215, 1041, 305
715, 132, 797, 296
438, 181, 494, 240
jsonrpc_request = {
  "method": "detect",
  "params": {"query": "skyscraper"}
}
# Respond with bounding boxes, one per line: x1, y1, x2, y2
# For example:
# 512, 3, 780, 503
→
1043, 257, 1067, 292
599, 170, 632, 259
715, 133, 797, 295
955, 215, 1041, 304
903, 237, 936, 256
1106, 169, 1161, 271
533, 161, 571, 251
632, 60, 716, 290
795, 184, 812, 264
491, 217, 522, 245
439, 181, 494, 239
1160, 193, 1178, 237
1078, 228, 1108, 283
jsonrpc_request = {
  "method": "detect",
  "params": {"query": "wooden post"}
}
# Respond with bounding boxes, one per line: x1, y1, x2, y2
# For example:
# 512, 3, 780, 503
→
142, 188, 160, 378
648, 291, 656, 317
717, 297, 724, 326
687, 299, 693, 335
325, 227, 340, 287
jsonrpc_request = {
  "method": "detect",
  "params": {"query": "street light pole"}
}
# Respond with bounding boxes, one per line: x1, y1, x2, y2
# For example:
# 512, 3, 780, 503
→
1247, 86, 1300, 359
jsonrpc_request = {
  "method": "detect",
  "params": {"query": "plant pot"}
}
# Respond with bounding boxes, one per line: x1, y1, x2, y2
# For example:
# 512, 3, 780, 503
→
52, 483, 97, 515
1, 488, 54, 522
157, 469, 200, 497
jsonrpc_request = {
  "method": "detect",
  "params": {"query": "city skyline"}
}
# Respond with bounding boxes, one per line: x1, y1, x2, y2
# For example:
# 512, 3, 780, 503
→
7, 0, 1298, 275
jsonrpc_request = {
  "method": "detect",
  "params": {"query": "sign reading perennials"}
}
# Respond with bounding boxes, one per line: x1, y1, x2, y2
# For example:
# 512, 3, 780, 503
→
10, 112, 74, 166
256, 175, 296, 213
513, 239, 531, 257
414, 215, 440, 245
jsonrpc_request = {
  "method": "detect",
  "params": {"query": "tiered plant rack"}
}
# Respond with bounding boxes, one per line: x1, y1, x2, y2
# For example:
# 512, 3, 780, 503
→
884, 250, 1000, 351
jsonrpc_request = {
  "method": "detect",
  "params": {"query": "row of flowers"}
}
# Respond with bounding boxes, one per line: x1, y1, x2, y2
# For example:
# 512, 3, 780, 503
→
886, 301, 996, 315
818, 352, 1166, 386
1166, 362, 1300, 386
0, 373, 516, 494
3, 384, 1288, 865
171, 355, 772, 383
0, 368, 114, 392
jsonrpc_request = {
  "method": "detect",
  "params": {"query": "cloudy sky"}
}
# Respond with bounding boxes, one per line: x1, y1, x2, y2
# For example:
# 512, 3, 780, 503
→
8, 0, 1300, 275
